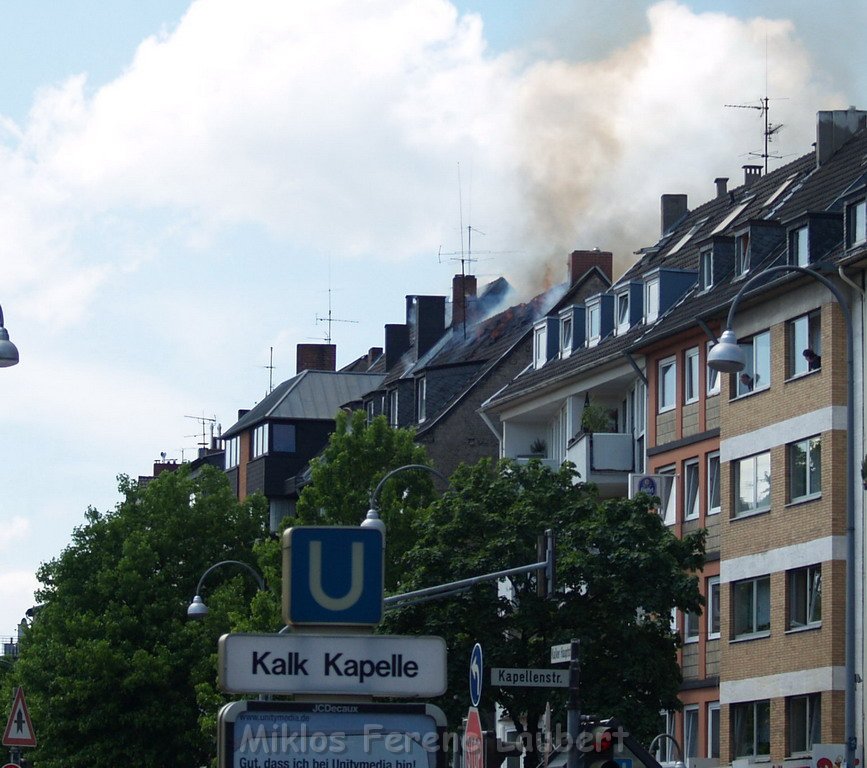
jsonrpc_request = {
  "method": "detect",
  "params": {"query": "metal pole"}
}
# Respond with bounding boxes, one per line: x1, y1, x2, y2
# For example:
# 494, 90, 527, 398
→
567, 640, 580, 768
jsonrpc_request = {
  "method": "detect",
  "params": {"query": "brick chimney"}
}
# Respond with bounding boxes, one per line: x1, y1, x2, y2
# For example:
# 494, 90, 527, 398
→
367, 347, 383, 367
816, 108, 867, 166
715, 177, 729, 198
660, 194, 688, 235
569, 250, 613, 284
296, 343, 336, 373
742, 165, 762, 187
451, 274, 478, 329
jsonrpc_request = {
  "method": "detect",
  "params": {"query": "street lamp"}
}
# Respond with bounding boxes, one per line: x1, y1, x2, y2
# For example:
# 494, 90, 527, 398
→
0, 304, 19, 367
186, 560, 266, 619
708, 263, 857, 763
361, 463, 449, 536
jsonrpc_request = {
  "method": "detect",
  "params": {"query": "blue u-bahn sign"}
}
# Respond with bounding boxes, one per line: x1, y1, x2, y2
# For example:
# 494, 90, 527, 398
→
282, 526, 384, 626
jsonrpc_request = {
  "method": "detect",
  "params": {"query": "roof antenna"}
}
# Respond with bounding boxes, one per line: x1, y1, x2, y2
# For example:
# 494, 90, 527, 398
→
314, 256, 358, 344
184, 413, 217, 448
261, 346, 276, 394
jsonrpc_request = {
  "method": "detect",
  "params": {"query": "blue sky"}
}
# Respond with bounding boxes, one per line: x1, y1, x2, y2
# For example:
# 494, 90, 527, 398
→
0, 0, 863, 636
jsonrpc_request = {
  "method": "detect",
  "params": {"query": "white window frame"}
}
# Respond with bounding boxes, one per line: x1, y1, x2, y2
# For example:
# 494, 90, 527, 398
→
684, 459, 700, 520
657, 465, 676, 526
707, 452, 720, 515
645, 278, 660, 323
560, 315, 573, 356
734, 330, 770, 396
788, 436, 821, 502
658, 356, 676, 413
684, 347, 700, 404
733, 451, 771, 517
616, 292, 630, 334
534, 325, 547, 368
388, 389, 399, 428
707, 576, 720, 639
787, 693, 821, 756
684, 705, 699, 763
788, 564, 821, 630
848, 198, 866, 248
684, 608, 700, 644
416, 376, 427, 423
706, 341, 720, 395
587, 302, 601, 346
707, 702, 720, 760
252, 423, 269, 458
735, 230, 751, 276
791, 225, 809, 266
224, 436, 240, 469
732, 575, 771, 638
699, 248, 713, 290
787, 310, 821, 378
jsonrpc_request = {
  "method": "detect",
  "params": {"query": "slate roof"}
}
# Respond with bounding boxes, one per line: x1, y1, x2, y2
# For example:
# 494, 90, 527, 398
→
222, 370, 385, 438
484, 123, 867, 409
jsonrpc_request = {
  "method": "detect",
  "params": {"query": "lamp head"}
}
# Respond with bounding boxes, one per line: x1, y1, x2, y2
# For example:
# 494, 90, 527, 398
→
361, 508, 386, 539
0, 327, 19, 368
707, 329, 746, 373
186, 595, 209, 619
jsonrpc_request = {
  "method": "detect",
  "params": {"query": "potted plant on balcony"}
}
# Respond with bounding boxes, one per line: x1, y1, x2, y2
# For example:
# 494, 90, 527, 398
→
580, 404, 614, 434
529, 438, 547, 457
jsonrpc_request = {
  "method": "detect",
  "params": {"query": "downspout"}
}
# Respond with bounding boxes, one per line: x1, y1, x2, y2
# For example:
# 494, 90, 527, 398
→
624, 351, 647, 386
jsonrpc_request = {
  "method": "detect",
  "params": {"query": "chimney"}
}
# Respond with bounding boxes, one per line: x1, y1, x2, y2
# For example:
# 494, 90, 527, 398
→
384, 324, 411, 371
816, 108, 867, 166
569, 250, 613, 284
660, 194, 688, 235
743, 165, 762, 187
367, 347, 382, 367
406, 295, 446, 358
714, 177, 729, 198
237, 409, 250, 420
296, 343, 336, 373
451, 274, 478, 329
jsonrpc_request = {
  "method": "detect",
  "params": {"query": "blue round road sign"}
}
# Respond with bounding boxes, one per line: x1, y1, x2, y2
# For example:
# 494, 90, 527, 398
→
469, 643, 483, 706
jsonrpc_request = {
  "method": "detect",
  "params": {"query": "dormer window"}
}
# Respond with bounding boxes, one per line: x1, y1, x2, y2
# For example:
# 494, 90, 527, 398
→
848, 199, 866, 248
416, 376, 427, 422
645, 278, 660, 323
561, 316, 573, 356
791, 225, 809, 266
587, 303, 601, 346
699, 248, 713, 290
735, 230, 750, 276
534, 325, 547, 368
616, 293, 629, 334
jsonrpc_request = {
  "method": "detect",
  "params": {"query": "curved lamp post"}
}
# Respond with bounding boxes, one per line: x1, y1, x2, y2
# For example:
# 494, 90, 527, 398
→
187, 560, 266, 619
708, 264, 857, 761
361, 463, 449, 536
0, 304, 19, 367
648, 733, 685, 768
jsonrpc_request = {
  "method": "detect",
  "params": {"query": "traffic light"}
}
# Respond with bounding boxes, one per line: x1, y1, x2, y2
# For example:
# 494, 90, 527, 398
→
582, 720, 623, 768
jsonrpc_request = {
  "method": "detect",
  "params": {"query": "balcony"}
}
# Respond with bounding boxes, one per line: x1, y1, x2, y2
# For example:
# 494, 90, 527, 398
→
566, 432, 634, 497
514, 457, 560, 471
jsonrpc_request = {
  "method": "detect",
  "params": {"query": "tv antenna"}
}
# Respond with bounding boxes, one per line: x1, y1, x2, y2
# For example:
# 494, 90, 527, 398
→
725, 97, 786, 173
184, 413, 217, 448
315, 286, 358, 344
261, 346, 276, 394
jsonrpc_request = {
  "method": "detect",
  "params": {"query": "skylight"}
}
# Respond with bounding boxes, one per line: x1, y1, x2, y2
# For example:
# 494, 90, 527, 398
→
666, 218, 708, 256
763, 173, 798, 207
710, 198, 752, 235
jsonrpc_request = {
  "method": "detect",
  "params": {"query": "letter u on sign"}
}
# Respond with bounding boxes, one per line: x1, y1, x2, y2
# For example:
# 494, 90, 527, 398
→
282, 526, 384, 627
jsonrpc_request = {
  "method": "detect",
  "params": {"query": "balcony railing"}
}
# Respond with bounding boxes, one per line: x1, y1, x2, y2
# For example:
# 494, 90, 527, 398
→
566, 432, 634, 496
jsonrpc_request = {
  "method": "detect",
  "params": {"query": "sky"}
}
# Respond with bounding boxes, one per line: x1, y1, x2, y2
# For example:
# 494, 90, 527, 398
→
0, 0, 864, 636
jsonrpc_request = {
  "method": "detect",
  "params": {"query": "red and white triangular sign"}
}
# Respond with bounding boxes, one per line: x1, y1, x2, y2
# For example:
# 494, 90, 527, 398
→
2, 687, 36, 747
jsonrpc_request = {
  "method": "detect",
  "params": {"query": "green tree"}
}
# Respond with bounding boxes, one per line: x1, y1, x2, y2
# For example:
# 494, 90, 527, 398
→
385, 458, 705, 749
11, 465, 268, 768
296, 411, 436, 590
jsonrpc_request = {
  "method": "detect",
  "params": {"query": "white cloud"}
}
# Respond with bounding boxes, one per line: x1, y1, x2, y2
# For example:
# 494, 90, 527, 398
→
0, 518, 30, 551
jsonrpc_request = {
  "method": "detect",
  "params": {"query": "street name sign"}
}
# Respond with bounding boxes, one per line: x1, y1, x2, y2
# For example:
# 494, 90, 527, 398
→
217, 700, 448, 768
283, 526, 384, 627
219, 633, 447, 696
550, 643, 573, 664
2, 687, 36, 748
490, 668, 569, 687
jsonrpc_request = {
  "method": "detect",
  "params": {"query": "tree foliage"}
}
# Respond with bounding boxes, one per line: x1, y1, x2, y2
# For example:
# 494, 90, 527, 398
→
10, 466, 268, 768
385, 459, 706, 747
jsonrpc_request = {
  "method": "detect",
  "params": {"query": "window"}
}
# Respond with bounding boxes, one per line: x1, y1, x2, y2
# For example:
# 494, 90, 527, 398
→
706, 341, 720, 395
252, 424, 269, 458
645, 278, 660, 323
365, 400, 375, 422
699, 248, 714, 290
707, 452, 721, 515
788, 565, 821, 629
685, 609, 700, 643
658, 357, 676, 413
848, 199, 866, 247
787, 311, 822, 377
416, 376, 427, 423
534, 326, 547, 368
684, 347, 699, 404
791, 225, 809, 266
561, 316, 573, 355
272, 424, 296, 453
587, 303, 601, 345
732, 576, 771, 637
707, 576, 720, 639
734, 452, 771, 517
735, 230, 751, 275
732, 700, 770, 758
388, 389, 399, 427
684, 706, 699, 764
788, 694, 821, 755
224, 436, 240, 469
734, 330, 770, 396
657, 466, 676, 526
684, 459, 700, 520
616, 292, 630, 334
655, 712, 676, 763
707, 702, 720, 760
788, 436, 821, 501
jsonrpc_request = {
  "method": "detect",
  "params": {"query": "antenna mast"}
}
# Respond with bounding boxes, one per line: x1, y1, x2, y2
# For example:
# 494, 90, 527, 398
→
315, 286, 358, 344
184, 414, 217, 449
262, 346, 276, 394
